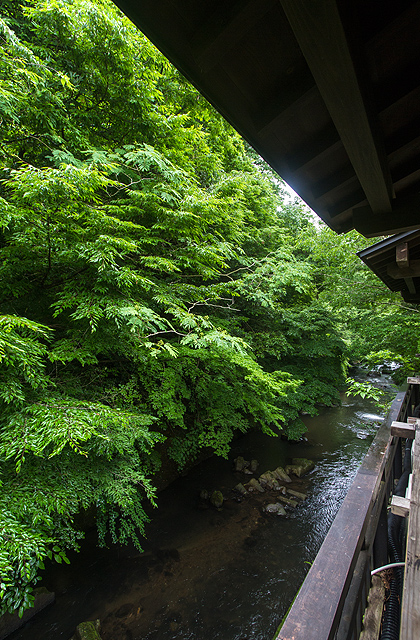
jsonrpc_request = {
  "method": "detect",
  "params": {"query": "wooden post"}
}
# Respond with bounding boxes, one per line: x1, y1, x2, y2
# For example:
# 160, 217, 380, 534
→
396, 242, 409, 269
400, 429, 420, 640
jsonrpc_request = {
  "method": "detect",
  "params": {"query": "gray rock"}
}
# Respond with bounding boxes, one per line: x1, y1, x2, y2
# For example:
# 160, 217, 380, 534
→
272, 466, 292, 483
234, 483, 248, 496
0, 588, 55, 640
246, 478, 265, 493
72, 620, 102, 640
276, 495, 298, 508
210, 490, 224, 508
259, 471, 280, 490
250, 459, 259, 472
234, 456, 248, 472
264, 503, 286, 516
292, 458, 315, 476
274, 485, 287, 494
287, 489, 307, 500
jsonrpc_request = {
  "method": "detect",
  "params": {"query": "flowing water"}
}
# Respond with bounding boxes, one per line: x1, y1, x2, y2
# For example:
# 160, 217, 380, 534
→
11, 373, 396, 640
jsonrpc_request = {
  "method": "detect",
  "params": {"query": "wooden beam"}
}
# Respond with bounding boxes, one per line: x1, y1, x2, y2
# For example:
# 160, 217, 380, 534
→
279, 0, 393, 215
387, 260, 420, 279
391, 421, 416, 439
400, 429, 420, 640
405, 277, 417, 295
391, 495, 410, 517
408, 377, 420, 385
353, 192, 420, 237
396, 242, 409, 268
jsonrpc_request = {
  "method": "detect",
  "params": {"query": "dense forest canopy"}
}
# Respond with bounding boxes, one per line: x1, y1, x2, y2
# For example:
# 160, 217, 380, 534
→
1, 0, 419, 616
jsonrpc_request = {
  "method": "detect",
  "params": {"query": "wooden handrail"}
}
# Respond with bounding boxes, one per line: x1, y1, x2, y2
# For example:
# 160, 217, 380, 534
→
275, 387, 408, 640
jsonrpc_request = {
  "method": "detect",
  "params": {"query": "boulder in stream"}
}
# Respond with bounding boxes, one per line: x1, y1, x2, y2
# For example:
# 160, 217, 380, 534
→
245, 478, 265, 493
250, 459, 259, 472
264, 503, 286, 516
210, 490, 224, 508
234, 456, 249, 472
285, 458, 315, 478
71, 620, 102, 640
287, 489, 307, 500
276, 495, 298, 508
272, 466, 292, 483
234, 483, 248, 496
259, 471, 280, 490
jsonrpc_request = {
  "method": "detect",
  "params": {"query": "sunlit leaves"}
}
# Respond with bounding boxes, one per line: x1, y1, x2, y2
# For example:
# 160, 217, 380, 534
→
0, 0, 365, 618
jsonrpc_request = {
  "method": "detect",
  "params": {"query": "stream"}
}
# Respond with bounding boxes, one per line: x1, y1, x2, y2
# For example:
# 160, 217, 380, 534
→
11, 372, 396, 640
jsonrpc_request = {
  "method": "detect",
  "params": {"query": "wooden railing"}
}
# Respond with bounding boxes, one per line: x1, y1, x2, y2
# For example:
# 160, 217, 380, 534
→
276, 382, 419, 640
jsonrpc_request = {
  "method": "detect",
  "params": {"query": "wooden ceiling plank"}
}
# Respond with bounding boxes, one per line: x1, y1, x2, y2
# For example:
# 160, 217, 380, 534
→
279, 0, 393, 214
311, 165, 356, 199
353, 192, 420, 237
286, 123, 341, 172
254, 71, 315, 134
195, 0, 277, 72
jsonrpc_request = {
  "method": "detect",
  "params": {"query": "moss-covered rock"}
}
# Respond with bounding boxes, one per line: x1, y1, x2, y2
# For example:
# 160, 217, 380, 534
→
246, 478, 265, 493
285, 458, 315, 478
272, 467, 292, 483
210, 490, 224, 508
72, 620, 102, 640
259, 471, 280, 490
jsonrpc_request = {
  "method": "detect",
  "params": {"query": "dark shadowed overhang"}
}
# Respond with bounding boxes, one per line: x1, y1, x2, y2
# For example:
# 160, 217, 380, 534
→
358, 230, 420, 302
113, 0, 420, 238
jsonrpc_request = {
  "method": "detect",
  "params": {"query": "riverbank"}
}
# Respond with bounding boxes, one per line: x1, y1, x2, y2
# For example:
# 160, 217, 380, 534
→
9, 378, 393, 640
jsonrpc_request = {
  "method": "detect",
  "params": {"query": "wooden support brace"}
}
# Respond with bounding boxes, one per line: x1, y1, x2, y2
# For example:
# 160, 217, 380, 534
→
400, 429, 420, 640
391, 421, 416, 438
391, 495, 410, 517
396, 242, 409, 269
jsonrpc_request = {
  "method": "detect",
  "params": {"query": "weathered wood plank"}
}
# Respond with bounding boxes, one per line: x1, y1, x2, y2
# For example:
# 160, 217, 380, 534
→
396, 242, 409, 269
391, 421, 416, 438
359, 575, 386, 640
279, 0, 393, 215
407, 377, 420, 385
405, 277, 417, 295
400, 429, 420, 640
390, 495, 410, 517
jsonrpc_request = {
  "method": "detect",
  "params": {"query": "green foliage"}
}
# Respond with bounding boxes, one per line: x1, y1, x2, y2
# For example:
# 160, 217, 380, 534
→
2, 0, 416, 617
345, 377, 383, 401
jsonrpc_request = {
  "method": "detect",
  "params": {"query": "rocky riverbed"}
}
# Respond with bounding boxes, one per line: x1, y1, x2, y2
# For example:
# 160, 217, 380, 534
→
11, 375, 394, 640
98, 455, 315, 640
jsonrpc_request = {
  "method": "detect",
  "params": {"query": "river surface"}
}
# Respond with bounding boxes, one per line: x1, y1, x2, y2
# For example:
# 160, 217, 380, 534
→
11, 373, 396, 640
